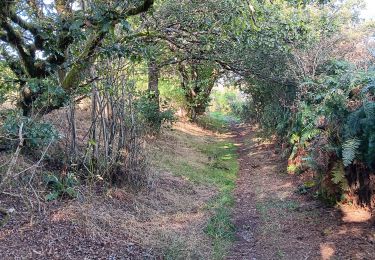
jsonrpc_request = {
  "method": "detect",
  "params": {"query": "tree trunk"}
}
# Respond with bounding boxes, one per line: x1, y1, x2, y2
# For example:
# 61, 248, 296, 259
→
178, 62, 218, 121
148, 59, 160, 110
19, 85, 33, 117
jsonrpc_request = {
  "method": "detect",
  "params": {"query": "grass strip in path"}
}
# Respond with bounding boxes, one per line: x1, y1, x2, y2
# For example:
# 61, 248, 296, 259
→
149, 119, 239, 259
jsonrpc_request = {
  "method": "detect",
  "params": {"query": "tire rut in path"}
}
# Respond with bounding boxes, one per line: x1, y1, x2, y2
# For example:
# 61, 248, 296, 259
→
227, 125, 259, 260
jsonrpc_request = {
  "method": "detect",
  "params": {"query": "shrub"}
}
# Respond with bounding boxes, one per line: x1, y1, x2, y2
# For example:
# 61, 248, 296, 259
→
245, 59, 375, 205
259, 102, 290, 139
44, 172, 79, 201
135, 94, 175, 133
1, 112, 60, 148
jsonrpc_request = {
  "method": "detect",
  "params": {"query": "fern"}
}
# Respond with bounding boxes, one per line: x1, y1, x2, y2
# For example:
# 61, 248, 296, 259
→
302, 155, 320, 171
363, 101, 375, 119
342, 138, 360, 166
300, 128, 320, 144
344, 109, 362, 138
361, 80, 375, 95
331, 163, 348, 191
331, 164, 344, 184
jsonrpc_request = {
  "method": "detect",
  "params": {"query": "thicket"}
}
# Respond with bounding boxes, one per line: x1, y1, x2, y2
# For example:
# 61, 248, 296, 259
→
236, 1, 375, 206
283, 61, 374, 205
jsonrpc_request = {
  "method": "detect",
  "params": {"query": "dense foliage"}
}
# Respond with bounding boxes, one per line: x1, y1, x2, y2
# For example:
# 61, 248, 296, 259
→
236, 1, 375, 205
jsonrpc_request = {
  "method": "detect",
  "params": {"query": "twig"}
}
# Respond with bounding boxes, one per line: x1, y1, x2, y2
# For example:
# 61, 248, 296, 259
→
12, 141, 52, 178
1, 191, 22, 198
0, 122, 24, 190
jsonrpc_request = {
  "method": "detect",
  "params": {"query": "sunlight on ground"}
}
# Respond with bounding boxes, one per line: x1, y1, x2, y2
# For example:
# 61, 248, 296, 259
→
320, 243, 335, 260
340, 205, 372, 223
173, 121, 230, 138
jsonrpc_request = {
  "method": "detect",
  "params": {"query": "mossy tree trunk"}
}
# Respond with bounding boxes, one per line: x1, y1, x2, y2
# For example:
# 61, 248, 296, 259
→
178, 61, 219, 120
148, 58, 160, 110
0, 0, 154, 116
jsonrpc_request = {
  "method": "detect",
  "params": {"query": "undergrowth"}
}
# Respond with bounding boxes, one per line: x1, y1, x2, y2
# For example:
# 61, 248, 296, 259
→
185, 140, 238, 259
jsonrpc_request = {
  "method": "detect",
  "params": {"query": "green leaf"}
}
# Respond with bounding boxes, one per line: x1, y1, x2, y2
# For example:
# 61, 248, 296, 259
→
342, 138, 360, 167
44, 174, 59, 185
331, 164, 344, 185
45, 191, 60, 201
121, 20, 131, 31
64, 187, 77, 198
69, 19, 84, 31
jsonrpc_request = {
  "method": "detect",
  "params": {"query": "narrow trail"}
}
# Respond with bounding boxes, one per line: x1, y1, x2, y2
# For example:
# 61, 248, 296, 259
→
228, 125, 375, 260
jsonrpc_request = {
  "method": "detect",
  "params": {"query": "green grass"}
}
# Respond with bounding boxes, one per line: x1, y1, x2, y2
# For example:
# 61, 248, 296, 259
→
172, 141, 238, 188
196, 112, 240, 133
191, 140, 238, 259
176, 140, 239, 259
154, 119, 239, 259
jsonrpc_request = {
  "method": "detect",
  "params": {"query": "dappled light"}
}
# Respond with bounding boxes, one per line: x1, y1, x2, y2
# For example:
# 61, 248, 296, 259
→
320, 243, 335, 260
340, 205, 372, 223
0, 0, 374, 259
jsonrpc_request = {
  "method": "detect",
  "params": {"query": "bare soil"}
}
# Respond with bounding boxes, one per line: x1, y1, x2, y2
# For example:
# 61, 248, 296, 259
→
228, 124, 375, 260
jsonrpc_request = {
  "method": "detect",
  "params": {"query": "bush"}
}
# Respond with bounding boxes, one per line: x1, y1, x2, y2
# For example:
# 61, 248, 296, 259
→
245, 59, 375, 205
259, 102, 291, 139
209, 87, 247, 119
44, 172, 79, 201
195, 112, 233, 133
1, 112, 60, 148
136, 93, 175, 133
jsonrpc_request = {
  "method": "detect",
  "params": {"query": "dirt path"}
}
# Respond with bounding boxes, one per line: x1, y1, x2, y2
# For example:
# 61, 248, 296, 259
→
228, 125, 375, 260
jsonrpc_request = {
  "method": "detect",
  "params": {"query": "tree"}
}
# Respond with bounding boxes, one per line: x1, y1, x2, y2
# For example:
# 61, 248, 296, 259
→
178, 61, 219, 119
138, 0, 246, 118
0, 0, 154, 116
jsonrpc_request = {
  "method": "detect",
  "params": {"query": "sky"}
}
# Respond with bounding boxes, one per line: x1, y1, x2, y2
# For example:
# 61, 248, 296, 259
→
42, 0, 374, 20
361, 0, 375, 19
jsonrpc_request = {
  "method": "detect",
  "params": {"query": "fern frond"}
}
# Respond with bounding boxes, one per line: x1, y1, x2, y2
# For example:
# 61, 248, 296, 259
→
344, 109, 362, 138
331, 163, 348, 191
300, 128, 320, 144
366, 133, 375, 169
331, 163, 345, 185
361, 80, 375, 94
363, 101, 375, 119
342, 138, 361, 166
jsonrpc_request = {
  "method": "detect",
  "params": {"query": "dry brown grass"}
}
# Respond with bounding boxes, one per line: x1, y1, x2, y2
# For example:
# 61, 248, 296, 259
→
0, 101, 235, 259
39, 120, 225, 258
147, 120, 232, 172
55, 177, 211, 257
